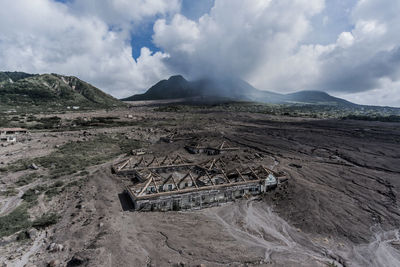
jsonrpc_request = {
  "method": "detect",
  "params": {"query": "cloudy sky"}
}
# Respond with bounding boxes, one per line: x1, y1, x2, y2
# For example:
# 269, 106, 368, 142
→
0, 0, 399, 107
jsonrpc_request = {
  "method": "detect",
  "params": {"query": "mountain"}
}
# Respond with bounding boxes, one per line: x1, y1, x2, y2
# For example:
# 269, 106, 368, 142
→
124, 75, 198, 101
122, 75, 355, 106
0, 71, 125, 110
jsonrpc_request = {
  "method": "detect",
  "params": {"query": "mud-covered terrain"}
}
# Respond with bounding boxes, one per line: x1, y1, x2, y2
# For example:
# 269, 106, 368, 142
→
1, 104, 400, 267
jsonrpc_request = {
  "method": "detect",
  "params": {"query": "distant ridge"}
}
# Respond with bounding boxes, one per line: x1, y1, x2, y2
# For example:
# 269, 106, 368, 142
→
0, 71, 36, 83
122, 75, 355, 106
0, 71, 125, 110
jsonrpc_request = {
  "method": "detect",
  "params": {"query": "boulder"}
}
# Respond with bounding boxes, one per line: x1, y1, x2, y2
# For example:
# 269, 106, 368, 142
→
30, 163, 39, 170
48, 259, 60, 267
27, 228, 38, 239
48, 243, 64, 252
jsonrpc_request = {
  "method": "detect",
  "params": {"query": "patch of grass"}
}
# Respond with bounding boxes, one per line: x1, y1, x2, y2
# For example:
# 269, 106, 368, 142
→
21, 178, 65, 205
16, 173, 39, 186
22, 185, 47, 205
0, 205, 59, 237
0, 187, 18, 196
0, 159, 31, 173
16, 230, 30, 242
3, 134, 142, 176
64, 179, 83, 189
78, 170, 89, 176
45, 181, 64, 199
26, 116, 140, 131
28, 116, 62, 130
0, 204, 31, 238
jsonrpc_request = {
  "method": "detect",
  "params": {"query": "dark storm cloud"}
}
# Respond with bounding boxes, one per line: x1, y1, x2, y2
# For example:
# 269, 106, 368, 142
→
315, 46, 400, 93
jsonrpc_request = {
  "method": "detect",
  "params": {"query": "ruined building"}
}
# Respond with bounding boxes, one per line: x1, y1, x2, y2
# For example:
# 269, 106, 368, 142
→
113, 154, 287, 211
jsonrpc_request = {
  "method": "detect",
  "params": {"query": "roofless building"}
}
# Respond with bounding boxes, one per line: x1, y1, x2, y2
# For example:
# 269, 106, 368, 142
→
113, 155, 286, 211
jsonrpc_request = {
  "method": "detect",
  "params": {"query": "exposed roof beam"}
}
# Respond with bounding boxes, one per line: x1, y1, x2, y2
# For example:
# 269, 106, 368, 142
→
138, 176, 153, 196
218, 168, 231, 183
188, 172, 199, 188
205, 171, 215, 186
236, 168, 246, 182
248, 166, 261, 180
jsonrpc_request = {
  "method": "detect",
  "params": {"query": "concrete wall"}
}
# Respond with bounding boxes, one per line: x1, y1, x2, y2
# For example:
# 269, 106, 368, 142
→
128, 182, 277, 212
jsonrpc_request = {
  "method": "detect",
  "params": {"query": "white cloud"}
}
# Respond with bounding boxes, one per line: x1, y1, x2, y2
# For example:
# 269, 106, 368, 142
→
151, 0, 400, 106
354, 20, 386, 37
153, 0, 325, 88
0, 0, 398, 106
337, 32, 354, 48
68, 0, 180, 36
0, 0, 176, 98
153, 14, 200, 54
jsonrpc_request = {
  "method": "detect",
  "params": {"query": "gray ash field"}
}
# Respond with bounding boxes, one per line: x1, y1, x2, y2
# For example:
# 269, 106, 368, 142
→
1, 102, 400, 267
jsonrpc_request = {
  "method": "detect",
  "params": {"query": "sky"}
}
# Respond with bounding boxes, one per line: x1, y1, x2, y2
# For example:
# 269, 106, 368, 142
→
0, 0, 399, 107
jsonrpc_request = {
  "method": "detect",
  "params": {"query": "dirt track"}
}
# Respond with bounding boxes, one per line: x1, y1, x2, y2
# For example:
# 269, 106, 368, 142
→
1, 107, 400, 267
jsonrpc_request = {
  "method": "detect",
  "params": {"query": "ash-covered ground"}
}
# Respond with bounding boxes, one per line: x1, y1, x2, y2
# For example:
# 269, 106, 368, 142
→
1, 103, 400, 267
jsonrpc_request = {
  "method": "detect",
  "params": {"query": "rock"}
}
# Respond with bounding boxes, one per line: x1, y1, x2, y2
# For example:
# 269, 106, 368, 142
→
197, 264, 206, 267
48, 259, 60, 267
98, 222, 104, 228
30, 163, 39, 170
48, 243, 64, 252
28, 228, 38, 239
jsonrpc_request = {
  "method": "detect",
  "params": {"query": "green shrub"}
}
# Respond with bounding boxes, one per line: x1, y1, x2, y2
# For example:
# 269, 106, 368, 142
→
16, 230, 30, 241
45, 186, 63, 199
4, 134, 141, 178
32, 213, 58, 229
0, 187, 18, 196
16, 173, 38, 186
22, 185, 47, 205
0, 205, 31, 238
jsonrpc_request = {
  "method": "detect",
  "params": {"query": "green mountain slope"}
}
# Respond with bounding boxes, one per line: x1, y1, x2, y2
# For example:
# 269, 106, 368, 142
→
0, 71, 36, 83
0, 72, 125, 111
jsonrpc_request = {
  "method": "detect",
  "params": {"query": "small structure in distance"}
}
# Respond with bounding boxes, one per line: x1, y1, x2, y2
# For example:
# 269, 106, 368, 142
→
0, 128, 28, 143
